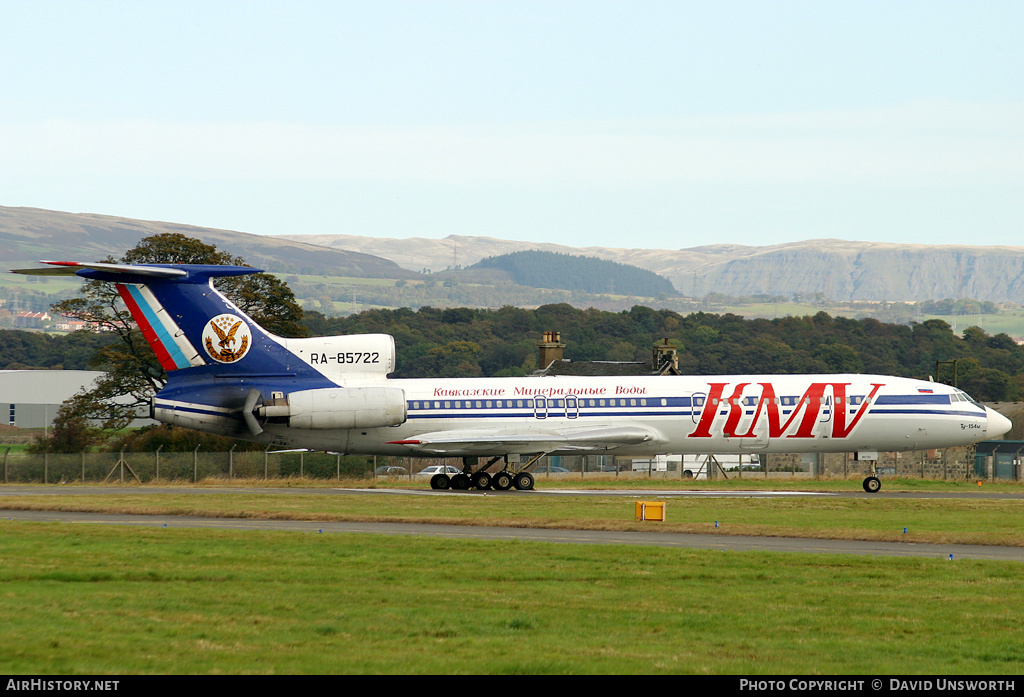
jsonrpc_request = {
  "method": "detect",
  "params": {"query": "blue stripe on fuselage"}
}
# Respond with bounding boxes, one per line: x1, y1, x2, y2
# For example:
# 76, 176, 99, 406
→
404, 393, 983, 423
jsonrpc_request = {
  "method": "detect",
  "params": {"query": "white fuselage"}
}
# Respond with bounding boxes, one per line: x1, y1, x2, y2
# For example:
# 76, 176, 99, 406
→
24, 262, 1008, 466
215, 372, 1007, 457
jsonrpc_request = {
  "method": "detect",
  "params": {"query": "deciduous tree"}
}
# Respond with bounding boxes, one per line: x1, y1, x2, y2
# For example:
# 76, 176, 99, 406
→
50, 233, 306, 431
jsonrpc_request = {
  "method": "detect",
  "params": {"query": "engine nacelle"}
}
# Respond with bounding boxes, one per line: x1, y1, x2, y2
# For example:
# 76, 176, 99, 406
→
261, 386, 407, 430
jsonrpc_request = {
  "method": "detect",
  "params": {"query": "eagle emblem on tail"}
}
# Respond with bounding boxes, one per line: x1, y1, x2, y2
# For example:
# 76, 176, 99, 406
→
202, 314, 252, 363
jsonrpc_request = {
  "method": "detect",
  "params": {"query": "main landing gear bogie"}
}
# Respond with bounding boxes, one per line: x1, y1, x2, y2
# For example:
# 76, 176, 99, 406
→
429, 466, 535, 492
513, 472, 535, 490
428, 454, 543, 492
491, 471, 513, 491
471, 471, 492, 490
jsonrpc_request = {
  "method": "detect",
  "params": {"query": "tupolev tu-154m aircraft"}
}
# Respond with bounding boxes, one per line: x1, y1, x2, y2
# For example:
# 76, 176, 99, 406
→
15, 261, 1012, 493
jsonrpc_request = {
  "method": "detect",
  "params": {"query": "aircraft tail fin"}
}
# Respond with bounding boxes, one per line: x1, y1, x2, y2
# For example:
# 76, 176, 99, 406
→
13, 261, 399, 441
13, 261, 269, 373
13, 260, 396, 382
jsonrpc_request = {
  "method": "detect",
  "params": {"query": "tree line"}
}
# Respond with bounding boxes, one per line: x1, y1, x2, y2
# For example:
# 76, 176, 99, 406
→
7, 232, 1024, 453
6, 295, 1023, 403
306, 305, 1024, 402
0, 328, 115, 370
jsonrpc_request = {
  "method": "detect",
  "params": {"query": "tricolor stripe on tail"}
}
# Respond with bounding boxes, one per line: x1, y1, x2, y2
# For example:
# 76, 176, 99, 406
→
117, 282, 205, 371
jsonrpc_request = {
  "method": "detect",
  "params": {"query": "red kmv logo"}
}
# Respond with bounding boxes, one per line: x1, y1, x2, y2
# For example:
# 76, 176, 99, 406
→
688, 382, 884, 440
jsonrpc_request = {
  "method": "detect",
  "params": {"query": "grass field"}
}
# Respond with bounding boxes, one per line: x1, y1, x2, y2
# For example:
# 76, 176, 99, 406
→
2, 522, 1020, 675
3, 479, 1024, 546
1, 480, 1024, 674
10, 265, 1024, 338
691, 298, 1024, 339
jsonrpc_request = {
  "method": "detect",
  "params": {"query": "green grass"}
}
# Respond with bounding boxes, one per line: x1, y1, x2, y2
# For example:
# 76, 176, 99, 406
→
3, 480, 1024, 546
1, 522, 1023, 674
0, 443, 33, 454
0, 273, 81, 293
286, 274, 402, 288
698, 301, 1024, 338
717, 302, 819, 318
925, 311, 1024, 338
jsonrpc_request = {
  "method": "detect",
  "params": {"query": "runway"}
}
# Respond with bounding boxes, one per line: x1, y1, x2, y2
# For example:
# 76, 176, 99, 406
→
3, 484, 1024, 499
3, 484, 1023, 561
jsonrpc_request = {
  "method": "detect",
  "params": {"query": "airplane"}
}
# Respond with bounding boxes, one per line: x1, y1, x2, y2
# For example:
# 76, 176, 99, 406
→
13, 261, 1012, 493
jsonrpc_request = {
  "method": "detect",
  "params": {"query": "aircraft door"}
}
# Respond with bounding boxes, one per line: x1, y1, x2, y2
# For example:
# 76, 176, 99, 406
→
534, 396, 548, 420
817, 393, 833, 437
690, 393, 706, 423
739, 395, 769, 450
565, 395, 579, 419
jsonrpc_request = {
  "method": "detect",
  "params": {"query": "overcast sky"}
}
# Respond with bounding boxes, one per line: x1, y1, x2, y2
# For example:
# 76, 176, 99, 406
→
1, 0, 1020, 250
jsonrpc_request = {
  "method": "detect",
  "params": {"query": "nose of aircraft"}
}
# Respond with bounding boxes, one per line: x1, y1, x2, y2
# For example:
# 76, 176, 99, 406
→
986, 407, 1012, 439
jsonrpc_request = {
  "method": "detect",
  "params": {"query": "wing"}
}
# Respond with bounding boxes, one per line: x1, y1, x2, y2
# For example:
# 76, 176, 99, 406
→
388, 425, 662, 455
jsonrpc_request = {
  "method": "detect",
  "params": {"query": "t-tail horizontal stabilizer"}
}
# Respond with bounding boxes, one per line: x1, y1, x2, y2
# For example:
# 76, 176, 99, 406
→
12, 261, 189, 278
12, 260, 270, 373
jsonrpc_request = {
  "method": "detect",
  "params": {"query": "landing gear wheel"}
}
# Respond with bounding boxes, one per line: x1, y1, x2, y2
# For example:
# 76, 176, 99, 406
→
863, 476, 881, 493
430, 473, 451, 490
451, 473, 470, 490
513, 472, 535, 491
472, 472, 492, 490
492, 471, 514, 491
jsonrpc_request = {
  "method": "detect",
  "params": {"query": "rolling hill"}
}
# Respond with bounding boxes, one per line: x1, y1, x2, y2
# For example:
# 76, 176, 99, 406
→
0, 206, 417, 279
7, 205, 1024, 306
281, 232, 1024, 304
469, 250, 677, 297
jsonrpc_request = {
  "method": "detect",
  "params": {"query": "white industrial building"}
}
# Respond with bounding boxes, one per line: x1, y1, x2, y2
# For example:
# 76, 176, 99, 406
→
0, 370, 152, 428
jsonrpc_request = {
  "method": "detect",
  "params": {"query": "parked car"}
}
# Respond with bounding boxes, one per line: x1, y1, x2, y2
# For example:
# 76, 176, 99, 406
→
414, 464, 463, 477
374, 466, 408, 476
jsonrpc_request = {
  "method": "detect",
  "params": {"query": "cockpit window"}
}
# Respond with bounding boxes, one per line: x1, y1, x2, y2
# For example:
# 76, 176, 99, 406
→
954, 389, 982, 406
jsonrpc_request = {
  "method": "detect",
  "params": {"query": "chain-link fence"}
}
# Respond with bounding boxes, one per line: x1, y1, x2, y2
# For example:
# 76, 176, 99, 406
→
0, 446, 1012, 484
0, 449, 387, 483
762, 447, 985, 480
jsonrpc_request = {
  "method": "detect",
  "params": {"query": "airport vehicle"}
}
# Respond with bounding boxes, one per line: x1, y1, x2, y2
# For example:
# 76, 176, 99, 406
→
628, 453, 760, 479
15, 261, 1011, 493
414, 464, 462, 478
